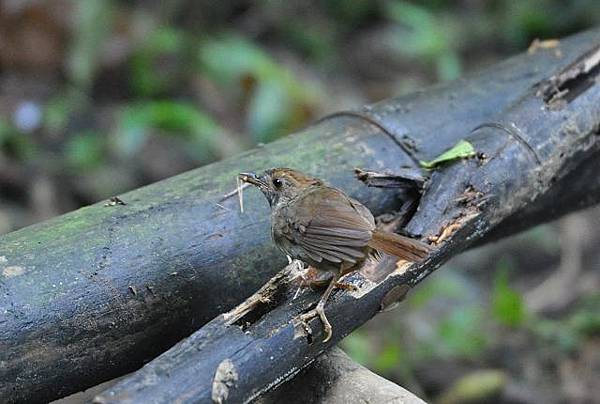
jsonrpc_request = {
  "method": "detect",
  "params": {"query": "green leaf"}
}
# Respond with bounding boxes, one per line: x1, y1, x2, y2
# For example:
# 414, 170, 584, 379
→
419, 140, 476, 169
491, 268, 526, 327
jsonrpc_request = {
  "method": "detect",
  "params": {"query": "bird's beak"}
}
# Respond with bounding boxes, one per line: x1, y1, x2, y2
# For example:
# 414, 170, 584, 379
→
238, 172, 263, 187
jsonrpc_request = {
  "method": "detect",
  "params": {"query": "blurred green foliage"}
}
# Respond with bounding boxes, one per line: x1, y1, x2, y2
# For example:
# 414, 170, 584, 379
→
437, 306, 488, 358
501, 0, 600, 46
343, 253, 599, 391
569, 296, 600, 336
65, 132, 106, 171
198, 35, 320, 142
532, 296, 600, 353
0, 118, 11, 145
341, 329, 373, 366
131, 28, 187, 96
386, 0, 462, 81
492, 262, 526, 327
2, 0, 598, 177
115, 101, 224, 160
44, 95, 73, 135
0, 119, 36, 160
409, 272, 488, 361
373, 343, 404, 372
344, 272, 489, 381
68, 0, 113, 89
408, 269, 467, 310
437, 370, 506, 404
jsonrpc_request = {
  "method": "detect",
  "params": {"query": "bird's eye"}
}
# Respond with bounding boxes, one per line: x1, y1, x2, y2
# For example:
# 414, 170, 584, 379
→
272, 178, 283, 188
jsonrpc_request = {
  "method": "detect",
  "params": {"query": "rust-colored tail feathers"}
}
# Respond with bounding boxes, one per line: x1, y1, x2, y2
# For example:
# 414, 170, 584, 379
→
368, 229, 430, 262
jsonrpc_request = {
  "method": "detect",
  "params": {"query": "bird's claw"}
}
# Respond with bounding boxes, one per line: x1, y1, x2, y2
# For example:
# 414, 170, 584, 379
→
300, 305, 332, 342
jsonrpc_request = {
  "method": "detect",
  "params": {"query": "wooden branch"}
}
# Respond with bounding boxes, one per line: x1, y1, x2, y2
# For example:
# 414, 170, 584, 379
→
258, 348, 425, 404
94, 35, 600, 403
0, 28, 598, 403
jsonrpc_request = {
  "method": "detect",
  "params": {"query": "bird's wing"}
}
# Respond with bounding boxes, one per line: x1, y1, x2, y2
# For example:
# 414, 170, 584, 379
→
285, 187, 375, 264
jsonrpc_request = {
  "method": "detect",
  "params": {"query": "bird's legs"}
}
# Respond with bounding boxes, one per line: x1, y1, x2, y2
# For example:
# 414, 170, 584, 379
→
299, 271, 341, 342
294, 265, 357, 292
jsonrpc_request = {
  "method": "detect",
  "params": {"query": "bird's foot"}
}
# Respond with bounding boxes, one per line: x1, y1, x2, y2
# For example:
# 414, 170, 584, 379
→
299, 304, 332, 342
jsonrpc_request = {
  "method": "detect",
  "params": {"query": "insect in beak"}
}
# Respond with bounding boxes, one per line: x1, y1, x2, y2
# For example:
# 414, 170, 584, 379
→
238, 172, 263, 187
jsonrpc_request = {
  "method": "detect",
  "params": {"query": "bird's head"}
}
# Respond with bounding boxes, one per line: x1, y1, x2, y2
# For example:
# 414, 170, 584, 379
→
239, 168, 323, 206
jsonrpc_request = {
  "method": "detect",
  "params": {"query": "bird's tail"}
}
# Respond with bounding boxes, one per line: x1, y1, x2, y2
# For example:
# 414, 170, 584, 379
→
368, 229, 430, 262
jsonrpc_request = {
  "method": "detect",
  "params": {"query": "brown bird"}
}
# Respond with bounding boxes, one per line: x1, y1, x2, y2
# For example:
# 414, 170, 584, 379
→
240, 168, 430, 342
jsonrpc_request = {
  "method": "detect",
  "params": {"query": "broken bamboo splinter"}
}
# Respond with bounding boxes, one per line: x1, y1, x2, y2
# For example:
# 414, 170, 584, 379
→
236, 175, 245, 213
